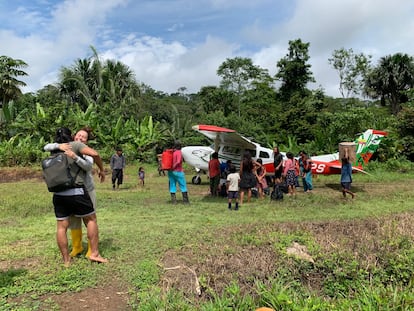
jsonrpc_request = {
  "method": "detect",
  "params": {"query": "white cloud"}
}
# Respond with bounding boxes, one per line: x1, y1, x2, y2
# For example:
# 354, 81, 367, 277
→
101, 35, 237, 93
2, 0, 414, 98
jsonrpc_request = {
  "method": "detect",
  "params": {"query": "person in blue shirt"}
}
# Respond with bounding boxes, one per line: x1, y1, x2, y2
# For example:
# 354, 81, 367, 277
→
341, 156, 355, 199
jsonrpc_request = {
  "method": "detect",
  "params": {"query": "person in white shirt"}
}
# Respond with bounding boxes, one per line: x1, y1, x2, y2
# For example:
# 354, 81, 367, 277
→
226, 166, 240, 210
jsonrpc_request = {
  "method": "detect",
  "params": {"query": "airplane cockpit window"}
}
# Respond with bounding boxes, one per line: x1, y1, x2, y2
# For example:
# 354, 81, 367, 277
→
259, 151, 270, 159
222, 146, 240, 155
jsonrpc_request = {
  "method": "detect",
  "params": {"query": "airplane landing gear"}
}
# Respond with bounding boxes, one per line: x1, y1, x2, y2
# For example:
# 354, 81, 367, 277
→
192, 175, 201, 185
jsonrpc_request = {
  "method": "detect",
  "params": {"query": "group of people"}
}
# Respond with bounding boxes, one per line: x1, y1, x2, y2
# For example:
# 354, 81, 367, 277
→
280, 149, 314, 197
46, 131, 354, 265
206, 145, 355, 210
206, 151, 271, 210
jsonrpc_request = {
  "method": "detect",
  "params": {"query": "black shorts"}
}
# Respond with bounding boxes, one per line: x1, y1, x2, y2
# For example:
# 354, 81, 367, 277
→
274, 167, 283, 179
228, 191, 239, 199
53, 192, 95, 220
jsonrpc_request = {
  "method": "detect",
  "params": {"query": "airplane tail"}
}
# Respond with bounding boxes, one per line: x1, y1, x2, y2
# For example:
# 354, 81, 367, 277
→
354, 129, 388, 166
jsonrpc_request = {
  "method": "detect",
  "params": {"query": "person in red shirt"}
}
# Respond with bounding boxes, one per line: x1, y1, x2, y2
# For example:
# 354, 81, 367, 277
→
208, 152, 221, 196
168, 140, 190, 204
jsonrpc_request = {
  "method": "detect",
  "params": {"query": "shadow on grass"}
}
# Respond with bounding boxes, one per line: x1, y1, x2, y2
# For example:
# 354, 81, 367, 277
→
325, 183, 365, 193
99, 237, 120, 254
0, 268, 27, 288
200, 195, 228, 202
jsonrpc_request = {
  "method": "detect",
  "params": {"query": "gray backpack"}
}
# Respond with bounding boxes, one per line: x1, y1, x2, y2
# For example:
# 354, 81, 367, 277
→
42, 153, 81, 192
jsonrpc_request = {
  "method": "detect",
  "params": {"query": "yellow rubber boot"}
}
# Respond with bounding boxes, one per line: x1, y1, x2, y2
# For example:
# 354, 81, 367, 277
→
69, 228, 84, 257
85, 240, 91, 258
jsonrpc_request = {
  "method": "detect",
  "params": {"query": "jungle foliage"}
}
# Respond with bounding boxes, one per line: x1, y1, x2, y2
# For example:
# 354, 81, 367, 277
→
1, 40, 414, 165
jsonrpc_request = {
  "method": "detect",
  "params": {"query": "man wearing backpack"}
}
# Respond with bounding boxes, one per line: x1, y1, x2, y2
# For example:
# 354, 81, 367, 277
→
49, 127, 107, 266
44, 127, 103, 259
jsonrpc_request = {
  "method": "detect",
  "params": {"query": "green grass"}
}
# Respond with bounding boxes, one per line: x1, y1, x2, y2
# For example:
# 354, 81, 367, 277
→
1, 164, 414, 310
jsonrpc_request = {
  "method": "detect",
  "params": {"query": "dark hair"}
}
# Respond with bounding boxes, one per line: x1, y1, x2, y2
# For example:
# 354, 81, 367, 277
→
116, 146, 123, 152
257, 158, 263, 164
79, 126, 95, 141
241, 151, 253, 172
211, 152, 218, 159
242, 151, 252, 161
173, 140, 182, 150
286, 152, 294, 159
54, 127, 73, 143
230, 165, 236, 173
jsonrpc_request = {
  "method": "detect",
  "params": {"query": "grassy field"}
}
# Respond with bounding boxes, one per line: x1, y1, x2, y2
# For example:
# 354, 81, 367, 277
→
1, 163, 414, 310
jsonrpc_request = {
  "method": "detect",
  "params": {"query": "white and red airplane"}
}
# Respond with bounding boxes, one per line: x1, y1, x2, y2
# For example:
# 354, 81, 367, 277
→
181, 124, 388, 184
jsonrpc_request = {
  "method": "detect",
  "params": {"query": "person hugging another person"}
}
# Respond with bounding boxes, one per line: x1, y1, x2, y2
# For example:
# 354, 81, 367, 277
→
47, 127, 107, 266
226, 165, 240, 210
44, 127, 104, 260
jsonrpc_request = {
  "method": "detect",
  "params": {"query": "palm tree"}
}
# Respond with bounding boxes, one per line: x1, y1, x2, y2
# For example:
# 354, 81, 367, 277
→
364, 53, 414, 115
0, 55, 28, 122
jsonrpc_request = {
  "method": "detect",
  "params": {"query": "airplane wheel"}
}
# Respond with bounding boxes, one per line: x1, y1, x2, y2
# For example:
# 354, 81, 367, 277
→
192, 176, 201, 185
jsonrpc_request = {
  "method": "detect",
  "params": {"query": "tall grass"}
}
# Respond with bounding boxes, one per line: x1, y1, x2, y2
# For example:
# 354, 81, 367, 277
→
1, 163, 414, 310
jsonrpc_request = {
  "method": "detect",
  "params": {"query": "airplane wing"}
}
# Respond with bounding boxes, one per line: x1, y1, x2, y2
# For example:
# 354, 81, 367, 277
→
329, 164, 370, 175
192, 125, 257, 149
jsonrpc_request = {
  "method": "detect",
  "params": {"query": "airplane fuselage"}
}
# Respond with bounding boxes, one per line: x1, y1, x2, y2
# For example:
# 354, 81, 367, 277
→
182, 146, 359, 177
181, 126, 387, 184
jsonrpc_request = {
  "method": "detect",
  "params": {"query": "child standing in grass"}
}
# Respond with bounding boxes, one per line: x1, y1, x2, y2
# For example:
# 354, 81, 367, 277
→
226, 166, 240, 210
138, 167, 145, 187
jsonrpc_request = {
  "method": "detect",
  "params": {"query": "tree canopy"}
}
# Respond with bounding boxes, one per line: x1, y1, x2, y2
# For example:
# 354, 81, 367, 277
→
1, 42, 414, 165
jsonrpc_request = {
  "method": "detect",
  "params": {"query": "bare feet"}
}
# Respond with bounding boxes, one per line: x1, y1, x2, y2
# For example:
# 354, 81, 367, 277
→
63, 259, 71, 268
89, 255, 108, 263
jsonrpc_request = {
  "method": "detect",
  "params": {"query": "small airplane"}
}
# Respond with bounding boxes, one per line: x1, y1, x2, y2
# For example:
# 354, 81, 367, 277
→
181, 124, 388, 184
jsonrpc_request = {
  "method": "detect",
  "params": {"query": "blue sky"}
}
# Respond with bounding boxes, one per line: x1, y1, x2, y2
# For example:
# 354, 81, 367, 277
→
1, 0, 414, 96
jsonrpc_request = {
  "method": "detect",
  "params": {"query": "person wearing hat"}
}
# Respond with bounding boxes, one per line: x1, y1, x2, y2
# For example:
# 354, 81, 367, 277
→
110, 147, 126, 190
168, 140, 190, 204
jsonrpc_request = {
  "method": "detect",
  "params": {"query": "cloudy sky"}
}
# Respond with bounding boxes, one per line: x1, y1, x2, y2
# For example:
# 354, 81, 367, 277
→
1, 0, 414, 97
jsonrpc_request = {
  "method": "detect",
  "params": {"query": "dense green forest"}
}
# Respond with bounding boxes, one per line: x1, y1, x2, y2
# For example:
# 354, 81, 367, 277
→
1, 39, 414, 165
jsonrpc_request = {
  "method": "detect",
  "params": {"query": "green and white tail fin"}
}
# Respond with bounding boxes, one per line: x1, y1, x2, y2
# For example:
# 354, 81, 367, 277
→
354, 129, 388, 166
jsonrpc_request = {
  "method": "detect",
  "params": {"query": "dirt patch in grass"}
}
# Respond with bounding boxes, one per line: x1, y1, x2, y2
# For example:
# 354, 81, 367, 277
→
7, 280, 131, 311
0, 167, 43, 183
46, 281, 131, 311
161, 243, 279, 299
0, 167, 107, 183
160, 213, 414, 300
0, 257, 42, 271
